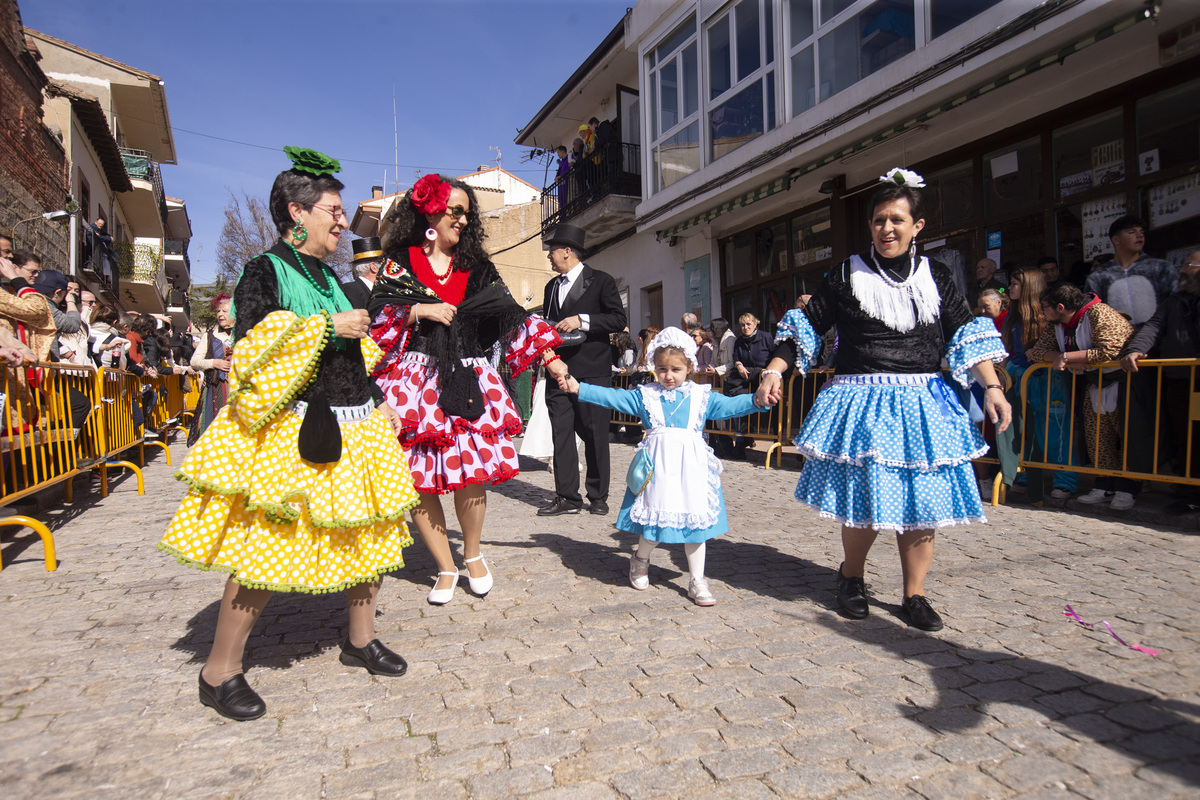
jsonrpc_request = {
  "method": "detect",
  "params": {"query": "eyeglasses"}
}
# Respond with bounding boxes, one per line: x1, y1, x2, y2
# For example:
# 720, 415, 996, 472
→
81, 300, 97, 306
309, 203, 348, 221
444, 205, 471, 220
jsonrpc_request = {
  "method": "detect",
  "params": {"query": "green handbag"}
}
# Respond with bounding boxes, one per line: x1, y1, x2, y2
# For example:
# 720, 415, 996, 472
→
626, 448, 654, 495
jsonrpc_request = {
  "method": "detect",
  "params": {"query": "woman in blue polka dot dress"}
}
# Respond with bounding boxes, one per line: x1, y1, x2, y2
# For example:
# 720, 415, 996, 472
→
757, 170, 1011, 632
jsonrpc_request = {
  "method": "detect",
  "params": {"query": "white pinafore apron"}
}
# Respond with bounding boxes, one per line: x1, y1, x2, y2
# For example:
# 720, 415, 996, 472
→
630, 383, 722, 530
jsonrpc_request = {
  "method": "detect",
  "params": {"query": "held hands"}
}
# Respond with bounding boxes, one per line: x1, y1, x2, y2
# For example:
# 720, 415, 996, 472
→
555, 315, 582, 334
983, 386, 1012, 434
1121, 352, 1144, 372
557, 372, 580, 394
332, 309, 370, 339
755, 372, 783, 407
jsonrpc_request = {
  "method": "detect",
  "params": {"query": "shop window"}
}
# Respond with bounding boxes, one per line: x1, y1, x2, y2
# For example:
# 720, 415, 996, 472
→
987, 212, 1047, 278
1144, 176, 1200, 262
1137, 77, 1200, 176
984, 137, 1042, 219
707, 0, 777, 162
756, 222, 787, 277
1052, 109, 1124, 199
649, 16, 700, 191
931, 0, 1003, 39
762, 282, 794, 331
923, 160, 974, 233
791, 206, 833, 268
1057, 194, 1127, 267
817, 0, 914, 103
724, 231, 755, 286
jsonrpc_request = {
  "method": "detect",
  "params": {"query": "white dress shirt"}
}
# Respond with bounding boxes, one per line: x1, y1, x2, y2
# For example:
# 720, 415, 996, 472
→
554, 261, 590, 331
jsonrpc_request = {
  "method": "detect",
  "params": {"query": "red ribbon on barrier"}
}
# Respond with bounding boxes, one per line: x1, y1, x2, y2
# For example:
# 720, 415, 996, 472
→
1063, 605, 1160, 657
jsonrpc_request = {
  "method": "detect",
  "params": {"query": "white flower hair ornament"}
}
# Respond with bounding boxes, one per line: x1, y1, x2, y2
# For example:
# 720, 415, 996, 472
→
879, 167, 925, 188
646, 326, 698, 367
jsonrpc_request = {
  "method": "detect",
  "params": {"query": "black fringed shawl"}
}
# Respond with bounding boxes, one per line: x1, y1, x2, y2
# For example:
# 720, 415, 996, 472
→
367, 248, 533, 379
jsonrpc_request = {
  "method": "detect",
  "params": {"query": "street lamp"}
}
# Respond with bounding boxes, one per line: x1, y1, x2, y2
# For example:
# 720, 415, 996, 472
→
9, 209, 71, 238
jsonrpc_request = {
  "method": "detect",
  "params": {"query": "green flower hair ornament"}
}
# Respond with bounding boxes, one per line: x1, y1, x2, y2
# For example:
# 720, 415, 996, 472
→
284, 146, 341, 177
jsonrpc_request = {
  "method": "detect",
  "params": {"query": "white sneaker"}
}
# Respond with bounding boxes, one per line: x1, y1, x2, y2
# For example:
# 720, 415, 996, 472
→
629, 554, 650, 591
688, 577, 716, 607
1077, 488, 1114, 505
1050, 488, 1073, 499
1110, 491, 1136, 511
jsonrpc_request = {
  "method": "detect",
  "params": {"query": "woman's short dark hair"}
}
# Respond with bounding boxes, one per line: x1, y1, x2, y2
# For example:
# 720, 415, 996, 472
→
381, 175, 488, 274
1040, 282, 1085, 311
92, 304, 118, 326
709, 317, 730, 340
269, 169, 346, 237
130, 314, 157, 337
868, 184, 924, 222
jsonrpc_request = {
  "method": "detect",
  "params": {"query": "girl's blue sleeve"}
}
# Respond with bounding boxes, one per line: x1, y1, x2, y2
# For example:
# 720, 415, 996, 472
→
578, 382, 645, 418
706, 391, 765, 421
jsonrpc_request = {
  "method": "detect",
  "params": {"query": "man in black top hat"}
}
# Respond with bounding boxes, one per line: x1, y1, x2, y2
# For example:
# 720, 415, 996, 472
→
538, 223, 627, 516
342, 236, 383, 310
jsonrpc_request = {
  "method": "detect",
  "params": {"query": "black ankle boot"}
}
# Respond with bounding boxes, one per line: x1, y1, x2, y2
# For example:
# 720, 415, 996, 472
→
836, 564, 869, 619
198, 672, 266, 721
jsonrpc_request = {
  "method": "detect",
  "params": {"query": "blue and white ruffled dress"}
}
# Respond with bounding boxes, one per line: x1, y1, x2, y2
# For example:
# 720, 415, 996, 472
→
777, 309, 1006, 532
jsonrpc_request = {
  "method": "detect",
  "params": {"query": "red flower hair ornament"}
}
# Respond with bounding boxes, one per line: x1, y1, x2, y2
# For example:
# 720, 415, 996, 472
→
410, 174, 451, 216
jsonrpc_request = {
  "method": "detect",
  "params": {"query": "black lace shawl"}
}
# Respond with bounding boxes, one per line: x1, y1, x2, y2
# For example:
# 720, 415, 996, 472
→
233, 241, 371, 407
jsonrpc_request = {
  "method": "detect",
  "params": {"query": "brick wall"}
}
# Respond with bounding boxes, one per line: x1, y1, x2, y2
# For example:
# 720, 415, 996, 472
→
0, 0, 68, 257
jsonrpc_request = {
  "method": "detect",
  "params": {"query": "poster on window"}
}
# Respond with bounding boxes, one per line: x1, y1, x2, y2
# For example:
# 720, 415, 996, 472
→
1082, 195, 1127, 260
1091, 140, 1125, 187
1148, 173, 1200, 229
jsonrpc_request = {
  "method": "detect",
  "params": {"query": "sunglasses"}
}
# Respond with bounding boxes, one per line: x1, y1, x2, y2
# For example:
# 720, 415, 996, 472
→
444, 205, 471, 220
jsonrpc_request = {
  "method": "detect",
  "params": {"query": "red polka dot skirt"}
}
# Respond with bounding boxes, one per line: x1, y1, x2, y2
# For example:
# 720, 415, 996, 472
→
378, 353, 522, 494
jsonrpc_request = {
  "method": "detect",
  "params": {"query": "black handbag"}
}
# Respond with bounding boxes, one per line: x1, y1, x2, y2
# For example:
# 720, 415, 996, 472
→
438, 364, 486, 420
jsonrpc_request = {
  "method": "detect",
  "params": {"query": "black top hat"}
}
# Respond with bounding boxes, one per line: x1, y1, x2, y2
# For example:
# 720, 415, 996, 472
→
544, 223, 587, 255
352, 236, 383, 263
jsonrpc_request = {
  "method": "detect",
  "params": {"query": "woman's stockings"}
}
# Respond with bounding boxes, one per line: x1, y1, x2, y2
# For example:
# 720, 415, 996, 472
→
455, 483, 488, 580
411, 493, 456, 590
201, 577, 271, 686
635, 537, 658, 561
346, 579, 380, 648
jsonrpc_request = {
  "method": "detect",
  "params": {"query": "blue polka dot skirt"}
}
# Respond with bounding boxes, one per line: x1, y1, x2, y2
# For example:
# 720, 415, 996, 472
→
794, 376, 989, 532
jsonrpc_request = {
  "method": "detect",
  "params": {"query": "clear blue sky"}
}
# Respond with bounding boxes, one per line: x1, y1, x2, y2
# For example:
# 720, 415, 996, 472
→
23, 0, 630, 283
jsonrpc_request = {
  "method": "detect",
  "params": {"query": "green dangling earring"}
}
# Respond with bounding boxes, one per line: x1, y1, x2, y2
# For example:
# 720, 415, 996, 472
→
292, 221, 308, 245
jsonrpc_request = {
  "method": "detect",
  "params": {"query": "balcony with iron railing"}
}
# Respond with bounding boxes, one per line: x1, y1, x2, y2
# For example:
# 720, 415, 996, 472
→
541, 142, 641, 233
162, 238, 192, 287
78, 226, 119, 297
114, 240, 167, 312
120, 147, 169, 231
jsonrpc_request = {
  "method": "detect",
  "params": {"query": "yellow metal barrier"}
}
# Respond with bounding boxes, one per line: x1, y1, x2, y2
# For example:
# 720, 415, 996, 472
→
0, 361, 107, 571
1019, 358, 1200, 489
703, 372, 787, 468
95, 368, 148, 497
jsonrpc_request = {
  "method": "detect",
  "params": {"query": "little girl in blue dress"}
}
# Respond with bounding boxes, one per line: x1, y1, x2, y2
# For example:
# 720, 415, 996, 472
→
558, 327, 772, 606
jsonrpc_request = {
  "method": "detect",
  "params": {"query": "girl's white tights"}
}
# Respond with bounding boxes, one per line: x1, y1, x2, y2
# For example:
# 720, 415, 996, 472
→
636, 538, 706, 580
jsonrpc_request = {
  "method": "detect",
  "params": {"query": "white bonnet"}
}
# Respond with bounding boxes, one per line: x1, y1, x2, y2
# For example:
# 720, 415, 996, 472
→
646, 326, 698, 367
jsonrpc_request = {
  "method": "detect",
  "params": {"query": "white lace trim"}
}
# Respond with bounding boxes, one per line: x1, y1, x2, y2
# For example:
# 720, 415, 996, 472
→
849, 255, 940, 333
795, 441, 989, 473
629, 443, 723, 530
794, 500, 986, 532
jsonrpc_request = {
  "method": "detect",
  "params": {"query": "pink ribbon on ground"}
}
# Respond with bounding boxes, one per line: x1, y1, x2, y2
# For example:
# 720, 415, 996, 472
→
1063, 605, 1160, 657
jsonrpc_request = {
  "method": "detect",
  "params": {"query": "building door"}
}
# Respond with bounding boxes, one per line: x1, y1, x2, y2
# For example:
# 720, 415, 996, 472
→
618, 86, 639, 173
642, 283, 663, 331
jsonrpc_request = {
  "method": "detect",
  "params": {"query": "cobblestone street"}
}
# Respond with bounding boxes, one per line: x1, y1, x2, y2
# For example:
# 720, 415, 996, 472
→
1, 437, 1198, 799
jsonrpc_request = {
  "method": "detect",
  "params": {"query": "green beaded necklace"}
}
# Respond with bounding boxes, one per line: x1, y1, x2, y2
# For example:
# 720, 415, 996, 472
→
287, 241, 337, 300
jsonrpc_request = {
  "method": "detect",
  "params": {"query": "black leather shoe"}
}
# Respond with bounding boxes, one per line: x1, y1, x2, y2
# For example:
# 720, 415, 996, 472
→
836, 564, 869, 619
589, 500, 609, 515
339, 638, 408, 676
198, 672, 266, 721
900, 595, 944, 632
537, 497, 582, 516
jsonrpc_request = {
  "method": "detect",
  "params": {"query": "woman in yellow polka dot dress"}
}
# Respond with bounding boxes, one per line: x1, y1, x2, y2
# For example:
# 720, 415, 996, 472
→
159, 148, 420, 721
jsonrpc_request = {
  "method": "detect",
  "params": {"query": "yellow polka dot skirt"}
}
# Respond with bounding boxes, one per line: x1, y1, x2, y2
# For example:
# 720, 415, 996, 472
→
159, 406, 419, 593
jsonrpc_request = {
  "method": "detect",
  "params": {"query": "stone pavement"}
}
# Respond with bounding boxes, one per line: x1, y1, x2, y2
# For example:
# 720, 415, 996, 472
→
1, 437, 1198, 800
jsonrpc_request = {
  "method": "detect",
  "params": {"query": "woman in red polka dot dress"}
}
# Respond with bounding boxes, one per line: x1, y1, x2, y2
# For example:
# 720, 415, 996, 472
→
368, 175, 568, 604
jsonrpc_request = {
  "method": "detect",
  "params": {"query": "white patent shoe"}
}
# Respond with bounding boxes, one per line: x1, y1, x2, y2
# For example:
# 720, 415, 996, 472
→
464, 556, 493, 596
427, 571, 459, 605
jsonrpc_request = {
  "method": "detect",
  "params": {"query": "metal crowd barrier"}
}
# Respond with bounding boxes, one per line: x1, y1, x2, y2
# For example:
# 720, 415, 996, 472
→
1017, 358, 1200, 490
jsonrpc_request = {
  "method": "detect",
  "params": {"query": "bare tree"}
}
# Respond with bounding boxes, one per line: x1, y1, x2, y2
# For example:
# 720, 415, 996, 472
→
216, 190, 352, 285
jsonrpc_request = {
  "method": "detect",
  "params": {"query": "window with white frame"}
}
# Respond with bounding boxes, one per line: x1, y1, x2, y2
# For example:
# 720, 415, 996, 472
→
648, 15, 701, 192
707, 0, 778, 162
788, 0, 916, 113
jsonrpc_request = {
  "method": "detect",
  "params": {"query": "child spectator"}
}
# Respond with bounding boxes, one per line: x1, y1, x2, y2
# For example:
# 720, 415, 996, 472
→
557, 327, 772, 606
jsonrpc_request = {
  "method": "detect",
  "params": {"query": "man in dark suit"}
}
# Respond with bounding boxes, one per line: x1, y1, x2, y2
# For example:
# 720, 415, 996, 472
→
341, 236, 383, 309
538, 223, 627, 516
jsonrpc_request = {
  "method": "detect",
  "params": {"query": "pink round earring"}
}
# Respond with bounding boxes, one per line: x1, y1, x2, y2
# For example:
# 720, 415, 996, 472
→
425, 228, 437, 242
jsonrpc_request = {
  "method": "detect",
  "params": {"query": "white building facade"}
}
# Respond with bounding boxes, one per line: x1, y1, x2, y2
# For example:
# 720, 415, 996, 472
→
518, 0, 1200, 332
